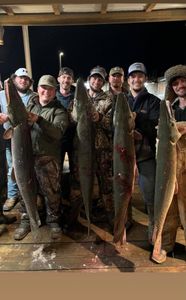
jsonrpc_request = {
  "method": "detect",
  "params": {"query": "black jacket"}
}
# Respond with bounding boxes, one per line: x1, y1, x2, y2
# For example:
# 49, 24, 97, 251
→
128, 88, 161, 161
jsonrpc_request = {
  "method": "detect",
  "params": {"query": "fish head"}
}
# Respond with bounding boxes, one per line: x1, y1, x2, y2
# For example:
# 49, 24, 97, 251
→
4, 78, 28, 127
159, 100, 181, 143
115, 93, 135, 132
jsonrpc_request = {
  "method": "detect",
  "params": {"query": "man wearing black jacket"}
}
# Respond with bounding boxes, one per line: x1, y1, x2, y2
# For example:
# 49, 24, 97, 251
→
127, 62, 161, 243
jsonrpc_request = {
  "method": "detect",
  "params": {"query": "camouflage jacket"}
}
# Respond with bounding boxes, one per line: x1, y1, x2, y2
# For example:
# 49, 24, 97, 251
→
88, 90, 112, 150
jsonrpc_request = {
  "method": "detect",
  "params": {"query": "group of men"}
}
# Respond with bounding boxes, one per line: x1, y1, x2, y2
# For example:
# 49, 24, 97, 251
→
0, 63, 186, 260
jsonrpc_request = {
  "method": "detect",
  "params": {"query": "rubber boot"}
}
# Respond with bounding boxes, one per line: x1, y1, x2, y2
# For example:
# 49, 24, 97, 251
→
162, 196, 180, 253
14, 213, 31, 240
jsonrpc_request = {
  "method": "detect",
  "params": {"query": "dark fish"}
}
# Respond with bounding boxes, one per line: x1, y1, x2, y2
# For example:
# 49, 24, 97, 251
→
75, 78, 94, 235
4, 78, 41, 239
113, 93, 136, 245
152, 100, 181, 263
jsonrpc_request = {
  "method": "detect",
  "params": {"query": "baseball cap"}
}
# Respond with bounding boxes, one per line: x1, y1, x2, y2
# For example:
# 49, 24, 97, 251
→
109, 66, 124, 76
89, 66, 107, 81
14, 68, 32, 80
58, 67, 74, 78
128, 62, 147, 76
38, 75, 57, 88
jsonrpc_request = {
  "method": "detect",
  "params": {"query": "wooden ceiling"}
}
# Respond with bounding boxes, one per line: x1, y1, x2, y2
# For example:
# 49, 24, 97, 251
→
0, 1, 186, 26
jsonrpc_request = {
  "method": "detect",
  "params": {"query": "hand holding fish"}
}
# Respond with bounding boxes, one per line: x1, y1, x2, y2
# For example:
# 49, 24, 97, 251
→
134, 129, 143, 140
0, 113, 9, 124
91, 111, 100, 122
176, 123, 186, 135
27, 112, 39, 125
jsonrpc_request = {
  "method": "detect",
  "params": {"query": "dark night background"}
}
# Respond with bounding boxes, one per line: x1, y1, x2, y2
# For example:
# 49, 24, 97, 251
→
0, 20, 186, 89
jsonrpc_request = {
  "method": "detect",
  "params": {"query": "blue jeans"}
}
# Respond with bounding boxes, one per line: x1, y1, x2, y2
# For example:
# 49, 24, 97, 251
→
137, 158, 156, 208
6, 142, 19, 199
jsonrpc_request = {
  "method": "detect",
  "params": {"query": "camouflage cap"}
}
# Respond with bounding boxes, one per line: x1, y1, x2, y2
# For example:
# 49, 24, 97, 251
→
38, 75, 57, 88
164, 64, 186, 85
89, 66, 107, 81
109, 66, 124, 76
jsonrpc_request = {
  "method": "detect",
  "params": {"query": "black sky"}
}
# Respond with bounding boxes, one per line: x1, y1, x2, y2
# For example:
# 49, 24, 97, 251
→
0, 20, 186, 88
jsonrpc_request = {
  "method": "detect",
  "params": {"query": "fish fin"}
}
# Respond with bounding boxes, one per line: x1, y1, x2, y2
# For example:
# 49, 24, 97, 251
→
3, 128, 13, 140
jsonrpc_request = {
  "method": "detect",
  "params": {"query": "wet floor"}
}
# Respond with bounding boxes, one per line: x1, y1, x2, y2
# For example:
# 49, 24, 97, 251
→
0, 184, 185, 273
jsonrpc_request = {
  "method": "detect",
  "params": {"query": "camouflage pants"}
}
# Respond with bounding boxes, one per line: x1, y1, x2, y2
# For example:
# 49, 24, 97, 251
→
162, 137, 186, 252
20, 156, 61, 224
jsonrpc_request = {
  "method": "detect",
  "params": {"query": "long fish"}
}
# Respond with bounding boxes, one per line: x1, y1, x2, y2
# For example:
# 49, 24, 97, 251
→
4, 78, 41, 239
75, 78, 94, 235
0, 124, 6, 198
152, 100, 181, 263
113, 93, 136, 245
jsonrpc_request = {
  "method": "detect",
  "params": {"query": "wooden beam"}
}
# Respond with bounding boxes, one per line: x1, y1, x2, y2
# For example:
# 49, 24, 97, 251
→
145, 3, 156, 13
101, 3, 107, 15
52, 4, 61, 16
0, 0, 178, 4
0, 6, 14, 16
0, 9, 185, 26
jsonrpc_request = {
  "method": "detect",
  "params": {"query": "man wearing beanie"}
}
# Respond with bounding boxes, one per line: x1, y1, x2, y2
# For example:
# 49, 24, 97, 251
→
159, 64, 186, 261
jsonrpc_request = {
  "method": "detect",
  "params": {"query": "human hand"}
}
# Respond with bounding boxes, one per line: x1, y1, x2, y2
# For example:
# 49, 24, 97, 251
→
134, 130, 143, 140
92, 111, 100, 122
0, 113, 9, 124
27, 112, 39, 125
176, 123, 186, 135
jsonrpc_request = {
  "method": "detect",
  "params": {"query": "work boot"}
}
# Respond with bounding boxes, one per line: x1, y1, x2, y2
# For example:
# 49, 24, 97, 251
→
0, 213, 17, 224
49, 223, 62, 240
14, 222, 31, 240
3, 197, 19, 211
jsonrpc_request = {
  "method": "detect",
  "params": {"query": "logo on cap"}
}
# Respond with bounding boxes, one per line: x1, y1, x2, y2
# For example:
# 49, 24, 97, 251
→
128, 62, 147, 76
14, 68, 31, 80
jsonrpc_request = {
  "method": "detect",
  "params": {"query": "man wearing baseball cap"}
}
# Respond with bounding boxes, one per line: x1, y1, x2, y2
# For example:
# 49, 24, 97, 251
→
107, 66, 126, 96
106, 66, 133, 231
13, 74, 69, 240
127, 62, 161, 244
0, 67, 37, 213
86, 66, 114, 227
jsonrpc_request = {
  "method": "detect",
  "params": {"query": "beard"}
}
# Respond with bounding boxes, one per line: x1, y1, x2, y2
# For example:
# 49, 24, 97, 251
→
14, 83, 30, 94
90, 84, 101, 93
177, 88, 186, 98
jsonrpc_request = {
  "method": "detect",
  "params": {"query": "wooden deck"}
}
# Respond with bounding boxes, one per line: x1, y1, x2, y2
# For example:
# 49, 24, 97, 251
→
0, 184, 185, 273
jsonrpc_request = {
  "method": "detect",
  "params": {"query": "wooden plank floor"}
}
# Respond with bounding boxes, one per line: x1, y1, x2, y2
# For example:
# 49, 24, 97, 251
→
0, 184, 185, 273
